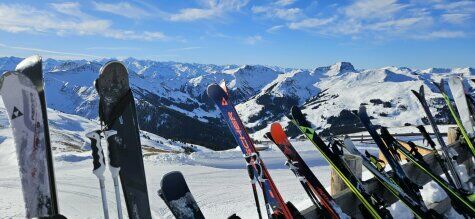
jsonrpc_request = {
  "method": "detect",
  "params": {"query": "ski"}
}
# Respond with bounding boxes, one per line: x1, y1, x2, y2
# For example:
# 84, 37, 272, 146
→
290, 106, 391, 219
95, 61, 151, 219
393, 140, 475, 215
356, 107, 425, 202
266, 122, 343, 219
433, 79, 475, 157
158, 171, 205, 219
355, 106, 426, 207
411, 85, 465, 190
448, 76, 475, 137
0, 55, 60, 218
207, 82, 293, 219
416, 125, 457, 189
341, 136, 437, 219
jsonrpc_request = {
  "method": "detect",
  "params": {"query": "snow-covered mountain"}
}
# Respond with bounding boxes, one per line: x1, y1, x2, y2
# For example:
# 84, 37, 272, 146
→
0, 56, 473, 150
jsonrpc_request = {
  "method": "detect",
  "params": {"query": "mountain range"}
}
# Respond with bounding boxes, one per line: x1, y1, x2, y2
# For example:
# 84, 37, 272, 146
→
0, 56, 473, 150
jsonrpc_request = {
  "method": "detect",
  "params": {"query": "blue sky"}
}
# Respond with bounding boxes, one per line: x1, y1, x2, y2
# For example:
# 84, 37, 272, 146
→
0, 0, 474, 69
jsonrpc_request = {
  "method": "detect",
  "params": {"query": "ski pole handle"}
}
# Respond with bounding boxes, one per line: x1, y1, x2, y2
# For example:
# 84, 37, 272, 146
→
86, 130, 106, 180
104, 130, 120, 177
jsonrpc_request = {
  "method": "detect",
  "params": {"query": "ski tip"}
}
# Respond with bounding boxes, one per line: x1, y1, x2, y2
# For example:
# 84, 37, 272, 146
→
99, 60, 127, 75
265, 132, 275, 143
15, 55, 42, 72
270, 123, 289, 145
290, 106, 311, 127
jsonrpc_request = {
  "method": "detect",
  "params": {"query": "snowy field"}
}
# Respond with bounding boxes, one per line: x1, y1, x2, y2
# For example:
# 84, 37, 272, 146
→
0, 107, 467, 218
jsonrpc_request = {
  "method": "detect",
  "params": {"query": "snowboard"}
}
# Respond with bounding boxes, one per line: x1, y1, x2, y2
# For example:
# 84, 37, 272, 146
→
95, 61, 151, 219
158, 171, 205, 219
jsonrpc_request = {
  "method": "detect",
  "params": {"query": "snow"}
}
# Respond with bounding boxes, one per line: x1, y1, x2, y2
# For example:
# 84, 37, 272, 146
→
0, 105, 472, 218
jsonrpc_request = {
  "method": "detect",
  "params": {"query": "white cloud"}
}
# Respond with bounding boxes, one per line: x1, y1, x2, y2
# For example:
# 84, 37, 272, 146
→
288, 17, 335, 30
0, 43, 101, 59
414, 30, 466, 39
167, 46, 203, 52
434, 1, 475, 13
368, 17, 431, 31
0, 3, 170, 41
344, 0, 407, 20
170, 8, 216, 21
252, 6, 303, 21
267, 25, 284, 33
441, 13, 471, 24
244, 35, 262, 45
275, 0, 296, 6
92, 1, 152, 19
169, 0, 249, 21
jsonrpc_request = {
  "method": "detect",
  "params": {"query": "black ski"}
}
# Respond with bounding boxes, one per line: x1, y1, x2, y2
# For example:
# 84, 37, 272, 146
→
342, 136, 438, 218
290, 106, 391, 219
355, 106, 426, 207
411, 85, 464, 190
158, 171, 205, 219
393, 140, 475, 215
95, 61, 151, 218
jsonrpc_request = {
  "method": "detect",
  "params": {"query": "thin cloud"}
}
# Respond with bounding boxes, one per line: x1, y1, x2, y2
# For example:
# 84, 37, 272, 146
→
167, 46, 203, 52
86, 46, 140, 50
169, 0, 249, 22
0, 3, 171, 41
0, 43, 102, 58
288, 17, 335, 30
244, 35, 262, 45
267, 25, 284, 33
441, 13, 471, 24
92, 1, 152, 19
275, 0, 296, 6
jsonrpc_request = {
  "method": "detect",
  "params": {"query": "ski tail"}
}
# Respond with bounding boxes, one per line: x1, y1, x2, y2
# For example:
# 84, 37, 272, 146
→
268, 123, 342, 219
159, 171, 205, 219
207, 83, 293, 219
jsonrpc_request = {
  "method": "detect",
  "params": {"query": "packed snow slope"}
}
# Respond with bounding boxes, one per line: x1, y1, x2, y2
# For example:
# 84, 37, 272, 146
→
0, 57, 473, 149
0, 99, 463, 218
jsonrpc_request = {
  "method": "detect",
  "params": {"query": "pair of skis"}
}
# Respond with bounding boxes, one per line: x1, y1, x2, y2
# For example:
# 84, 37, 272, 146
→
85, 130, 123, 219
290, 106, 392, 219
0, 56, 65, 218
266, 123, 344, 219
207, 82, 295, 219
355, 106, 429, 211
341, 136, 437, 218
94, 61, 152, 218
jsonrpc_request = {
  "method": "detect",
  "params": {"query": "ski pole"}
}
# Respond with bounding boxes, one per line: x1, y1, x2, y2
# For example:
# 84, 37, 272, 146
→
86, 130, 110, 219
104, 129, 123, 219
244, 154, 263, 219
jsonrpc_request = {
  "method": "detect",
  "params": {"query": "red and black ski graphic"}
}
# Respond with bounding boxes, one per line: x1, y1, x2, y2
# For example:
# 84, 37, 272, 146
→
207, 82, 293, 219
267, 123, 342, 219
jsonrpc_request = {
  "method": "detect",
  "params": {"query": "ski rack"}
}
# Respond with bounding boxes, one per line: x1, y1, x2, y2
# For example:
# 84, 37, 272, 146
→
300, 140, 473, 218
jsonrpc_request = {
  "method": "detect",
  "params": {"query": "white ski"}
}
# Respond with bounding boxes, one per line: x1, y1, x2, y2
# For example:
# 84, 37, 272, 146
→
448, 76, 475, 137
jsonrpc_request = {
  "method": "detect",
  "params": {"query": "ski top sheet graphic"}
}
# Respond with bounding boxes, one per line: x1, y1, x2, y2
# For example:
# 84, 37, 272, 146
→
0, 71, 54, 217
96, 61, 151, 219
158, 171, 205, 219
207, 82, 293, 219
268, 123, 343, 219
